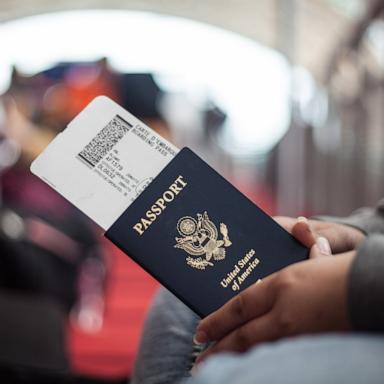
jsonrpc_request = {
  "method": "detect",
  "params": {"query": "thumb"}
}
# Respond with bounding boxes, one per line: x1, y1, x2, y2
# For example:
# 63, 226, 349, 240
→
291, 217, 332, 258
310, 236, 332, 258
291, 217, 317, 248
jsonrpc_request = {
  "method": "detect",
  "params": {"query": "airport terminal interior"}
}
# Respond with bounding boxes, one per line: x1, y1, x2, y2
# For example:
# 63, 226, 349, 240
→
0, 0, 383, 382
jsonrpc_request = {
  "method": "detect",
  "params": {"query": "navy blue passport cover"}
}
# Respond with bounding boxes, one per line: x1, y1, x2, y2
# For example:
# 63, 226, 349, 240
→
105, 147, 308, 318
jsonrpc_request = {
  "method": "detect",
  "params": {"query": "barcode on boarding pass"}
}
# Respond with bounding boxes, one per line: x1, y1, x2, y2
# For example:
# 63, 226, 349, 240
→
77, 115, 132, 168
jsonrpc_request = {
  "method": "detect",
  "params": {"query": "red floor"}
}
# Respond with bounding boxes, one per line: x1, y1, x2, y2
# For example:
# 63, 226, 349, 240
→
69, 242, 159, 379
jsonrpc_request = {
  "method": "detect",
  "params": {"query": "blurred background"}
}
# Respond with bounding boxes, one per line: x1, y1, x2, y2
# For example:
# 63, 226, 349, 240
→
0, 0, 383, 382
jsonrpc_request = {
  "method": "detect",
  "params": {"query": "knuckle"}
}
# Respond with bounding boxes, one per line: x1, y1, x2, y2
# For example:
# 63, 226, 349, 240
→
274, 310, 296, 335
232, 293, 248, 321
234, 326, 251, 351
344, 232, 355, 250
345, 228, 364, 248
274, 269, 296, 291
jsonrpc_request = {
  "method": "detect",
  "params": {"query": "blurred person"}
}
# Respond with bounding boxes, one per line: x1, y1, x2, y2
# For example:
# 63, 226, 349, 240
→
0, 61, 113, 322
2, 61, 184, 380
131, 200, 384, 384
0, 61, 119, 380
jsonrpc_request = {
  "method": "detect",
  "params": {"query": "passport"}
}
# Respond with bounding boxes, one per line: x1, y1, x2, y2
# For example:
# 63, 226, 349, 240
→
31, 96, 308, 318
105, 147, 308, 317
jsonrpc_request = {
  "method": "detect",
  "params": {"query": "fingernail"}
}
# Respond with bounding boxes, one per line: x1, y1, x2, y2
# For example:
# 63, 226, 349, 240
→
297, 216, 308, 223
316, 236, 332, 256
195, 353, 205, 366
191, 359, 206, 376
191, 364, 199, 376
193, 330, 209, 345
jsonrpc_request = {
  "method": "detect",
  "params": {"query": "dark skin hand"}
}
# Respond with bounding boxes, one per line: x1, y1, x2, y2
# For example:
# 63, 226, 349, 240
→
194, 219, 357, 365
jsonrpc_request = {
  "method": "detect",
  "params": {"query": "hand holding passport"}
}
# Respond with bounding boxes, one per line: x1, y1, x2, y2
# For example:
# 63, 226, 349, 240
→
31, 96, 308, 318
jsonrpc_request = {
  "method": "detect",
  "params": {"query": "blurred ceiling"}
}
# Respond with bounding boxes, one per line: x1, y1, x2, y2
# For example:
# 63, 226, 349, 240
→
0, 0, 360, 79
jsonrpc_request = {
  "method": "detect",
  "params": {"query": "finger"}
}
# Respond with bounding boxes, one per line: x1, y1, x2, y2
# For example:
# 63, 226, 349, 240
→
196, 313, 276, 364
310, 236, 332, 258
291, 217, 316, 248
309, 221, 365, 254
194, 276, 275, 344
313, 228, 344, 253
273, 216, 297, 233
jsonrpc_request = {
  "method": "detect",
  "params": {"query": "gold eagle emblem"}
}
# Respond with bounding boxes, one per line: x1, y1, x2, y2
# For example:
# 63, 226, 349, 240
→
174, 211, 232, 270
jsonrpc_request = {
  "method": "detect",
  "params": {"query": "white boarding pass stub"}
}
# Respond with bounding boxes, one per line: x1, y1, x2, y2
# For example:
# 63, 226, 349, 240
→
31, 96, 179, 230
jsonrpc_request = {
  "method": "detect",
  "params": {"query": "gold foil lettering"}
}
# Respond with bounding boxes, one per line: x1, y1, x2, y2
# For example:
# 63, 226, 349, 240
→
133, 175, 188, 235
163, 191, 175, 202
219, 249, 260, 291
133, 223, 144, 235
